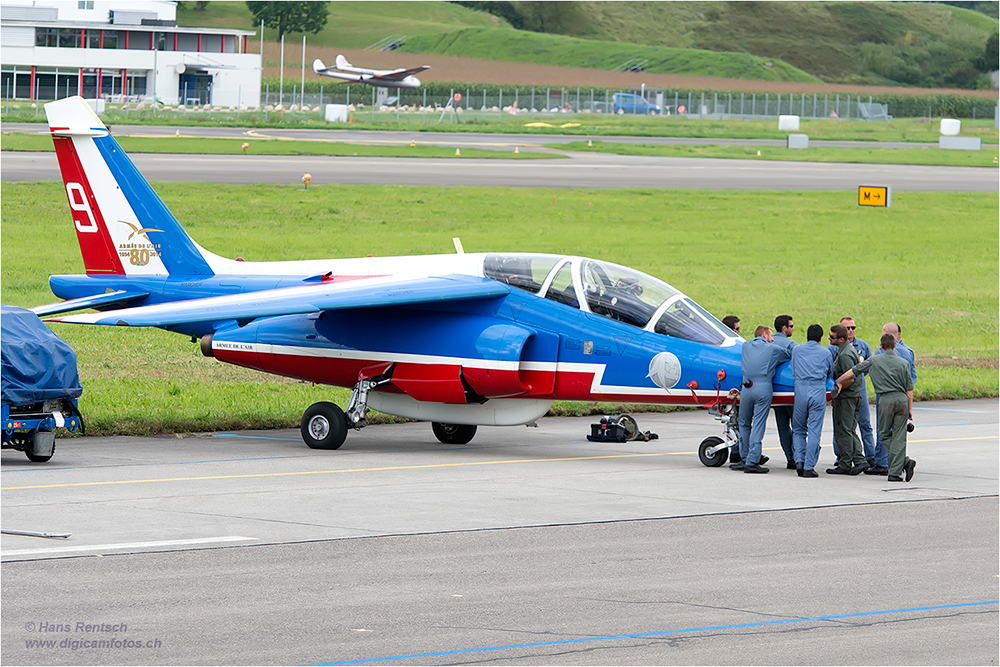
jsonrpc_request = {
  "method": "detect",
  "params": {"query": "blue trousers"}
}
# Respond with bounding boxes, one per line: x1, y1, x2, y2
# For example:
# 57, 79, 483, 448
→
792, 381, 826, 471
739, 381, 772, 467
772, 405, 795, 463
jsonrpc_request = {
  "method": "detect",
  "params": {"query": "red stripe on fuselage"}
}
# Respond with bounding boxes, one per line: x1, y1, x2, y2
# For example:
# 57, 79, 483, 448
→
214, 346, 790, 407
51, 134, 125, 275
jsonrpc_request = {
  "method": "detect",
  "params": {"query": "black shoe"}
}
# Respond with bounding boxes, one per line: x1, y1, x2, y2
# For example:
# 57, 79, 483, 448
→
744, 464, 769, 474
786, 461, 797, 470
796, 462, 804, 477
759, 456, 769, 465
729, 463, 745, 471
729, 451, 742, 464
904, 458, 916, 482
826, 467, 851, 475
867, 458, 876, 468
864, 466, 889, 475
887, 475, 904, 482
849, 462, 870, 476
803, 469, 819, 478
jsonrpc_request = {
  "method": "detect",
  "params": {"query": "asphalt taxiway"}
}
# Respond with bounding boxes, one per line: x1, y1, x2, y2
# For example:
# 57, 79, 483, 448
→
2, 398, 997, 664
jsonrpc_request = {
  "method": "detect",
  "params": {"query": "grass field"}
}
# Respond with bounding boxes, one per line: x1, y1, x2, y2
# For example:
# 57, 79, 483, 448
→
1, 182, 996, 435
553, 140, 1000, 167
0, 133, 558, 159
4, 110, 999, 144
4, 130, 996, 167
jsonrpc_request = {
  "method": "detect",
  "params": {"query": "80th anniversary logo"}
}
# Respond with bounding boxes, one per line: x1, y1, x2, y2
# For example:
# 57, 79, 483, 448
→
23, 621, 162, 652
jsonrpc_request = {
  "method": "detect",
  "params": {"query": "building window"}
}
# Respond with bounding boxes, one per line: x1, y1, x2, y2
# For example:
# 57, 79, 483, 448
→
35, 28, 58, 47
58, 28, 82, 48
78, 1, 95, 8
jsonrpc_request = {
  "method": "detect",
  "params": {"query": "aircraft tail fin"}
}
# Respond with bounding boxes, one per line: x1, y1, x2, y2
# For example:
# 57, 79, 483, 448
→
44, 96, 214, 277
335, 54, 351, 70
312, 58, 328, 73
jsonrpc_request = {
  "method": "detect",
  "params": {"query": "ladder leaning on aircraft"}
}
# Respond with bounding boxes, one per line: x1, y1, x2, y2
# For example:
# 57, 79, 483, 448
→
33, 96, 823, 464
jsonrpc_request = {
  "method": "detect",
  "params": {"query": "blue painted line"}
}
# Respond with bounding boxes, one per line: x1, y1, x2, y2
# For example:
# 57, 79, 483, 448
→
175, 456, 291, 465
310, 600, 999, 666
211, 434, 302, 442
913, 407, 995, 414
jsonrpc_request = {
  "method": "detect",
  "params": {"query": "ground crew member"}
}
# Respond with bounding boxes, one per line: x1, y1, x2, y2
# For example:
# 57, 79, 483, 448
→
867, 322, 917, 475
836, 334, 915, 482
844, 317, 877, 466
722, 315, 743, 464
771, 315, 797, 469
736, 325, 792, 474
791, 324, 833, 478
828, 324, 868, 475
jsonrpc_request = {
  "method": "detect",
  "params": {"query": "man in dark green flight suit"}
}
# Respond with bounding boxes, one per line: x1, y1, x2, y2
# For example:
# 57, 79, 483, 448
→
835, 333, 915, 482
828, 324, 867, 475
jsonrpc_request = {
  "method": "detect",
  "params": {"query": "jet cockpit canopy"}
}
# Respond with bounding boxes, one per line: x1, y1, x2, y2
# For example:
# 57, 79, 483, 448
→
483, 253, 737, 346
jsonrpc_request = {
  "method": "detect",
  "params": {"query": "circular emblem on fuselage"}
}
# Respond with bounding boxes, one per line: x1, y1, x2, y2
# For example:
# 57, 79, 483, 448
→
648, 352, 682, 389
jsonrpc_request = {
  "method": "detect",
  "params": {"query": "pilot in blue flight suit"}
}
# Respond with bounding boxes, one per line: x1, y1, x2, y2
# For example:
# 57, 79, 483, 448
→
868, 321, 917, 476
736, 325, 792, 474
771, 315, 797, 469
791, 324, 833, 478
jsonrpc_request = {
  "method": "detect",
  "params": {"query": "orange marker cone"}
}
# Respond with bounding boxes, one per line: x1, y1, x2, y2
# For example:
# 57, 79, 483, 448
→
455, 148, 461, 156
514, 146, 519, 154
756, 150, 762, 156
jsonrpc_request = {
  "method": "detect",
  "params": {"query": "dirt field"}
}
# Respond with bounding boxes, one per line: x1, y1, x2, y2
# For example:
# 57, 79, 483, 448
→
262, 44, 999, 98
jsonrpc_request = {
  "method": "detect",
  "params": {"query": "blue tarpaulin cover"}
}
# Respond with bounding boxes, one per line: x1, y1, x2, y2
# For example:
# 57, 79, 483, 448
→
1, 305, 82, 406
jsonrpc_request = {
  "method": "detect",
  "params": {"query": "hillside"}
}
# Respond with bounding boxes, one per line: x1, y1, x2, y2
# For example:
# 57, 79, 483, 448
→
176, 1, 998, 89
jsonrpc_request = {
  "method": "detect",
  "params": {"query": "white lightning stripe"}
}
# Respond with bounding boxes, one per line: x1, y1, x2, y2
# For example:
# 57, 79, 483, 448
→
229, 344, 784, 399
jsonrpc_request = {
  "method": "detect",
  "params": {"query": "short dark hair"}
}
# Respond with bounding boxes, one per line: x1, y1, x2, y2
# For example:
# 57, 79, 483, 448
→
722, 315, 740, 332
880, 333, 897, 350
830, 324, 848, 341
754, 325, 771, 338
774, 314, 792, 330
807, 324, 823, 342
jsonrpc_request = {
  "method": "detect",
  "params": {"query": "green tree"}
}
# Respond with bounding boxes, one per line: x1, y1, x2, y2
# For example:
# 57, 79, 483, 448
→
515, 1, 585, 35
245, 1, 329, 41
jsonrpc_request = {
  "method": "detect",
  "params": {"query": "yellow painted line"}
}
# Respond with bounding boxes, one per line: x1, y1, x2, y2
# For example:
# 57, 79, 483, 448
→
1, 451, 683, 491
3, 435, 993, 492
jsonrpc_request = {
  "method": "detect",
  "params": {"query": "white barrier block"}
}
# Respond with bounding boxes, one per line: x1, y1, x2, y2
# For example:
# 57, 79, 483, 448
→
86, 99, 106, 114
940, 118, 961, 136
324, 104, 348, 122
778, 114, 800, 131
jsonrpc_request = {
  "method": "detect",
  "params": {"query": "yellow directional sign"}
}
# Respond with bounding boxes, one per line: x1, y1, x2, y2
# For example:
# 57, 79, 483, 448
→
858, 185, 891, 207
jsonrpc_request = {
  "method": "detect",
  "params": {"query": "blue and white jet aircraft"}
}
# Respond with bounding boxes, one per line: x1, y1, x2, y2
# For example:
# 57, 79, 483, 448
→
36, 96, 797, 461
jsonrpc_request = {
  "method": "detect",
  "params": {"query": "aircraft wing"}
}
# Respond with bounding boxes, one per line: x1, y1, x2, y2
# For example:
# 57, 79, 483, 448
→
31, 290, 151, 317
46, 275, 510, 328
374, 65, 430, 81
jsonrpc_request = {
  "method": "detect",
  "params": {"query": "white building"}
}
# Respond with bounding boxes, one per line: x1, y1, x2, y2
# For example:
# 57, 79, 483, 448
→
1, 1, 260, 107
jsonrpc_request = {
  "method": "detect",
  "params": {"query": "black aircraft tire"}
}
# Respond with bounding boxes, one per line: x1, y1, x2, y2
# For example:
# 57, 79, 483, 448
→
698, 436, 728, 467
301, 402, 348, 450
431, 422, 478, 445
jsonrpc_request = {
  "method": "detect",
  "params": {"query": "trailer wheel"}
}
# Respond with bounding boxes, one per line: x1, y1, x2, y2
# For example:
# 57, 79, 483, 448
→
25, 442, 55, 463
431, 422, 477, 445
698, 436, 728, 467
301, 402, 348, 450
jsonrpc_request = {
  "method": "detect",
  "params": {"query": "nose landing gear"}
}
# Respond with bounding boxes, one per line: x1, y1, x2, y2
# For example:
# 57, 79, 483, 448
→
699, 398, 740, 467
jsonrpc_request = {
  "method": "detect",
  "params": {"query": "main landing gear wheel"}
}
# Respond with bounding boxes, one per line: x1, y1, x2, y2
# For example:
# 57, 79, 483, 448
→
431, 422, 478, 445
698, 436, 729, 467
301, 402, 348, 450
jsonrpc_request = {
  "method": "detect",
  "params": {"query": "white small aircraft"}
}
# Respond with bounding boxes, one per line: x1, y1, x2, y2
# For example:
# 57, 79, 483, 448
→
313, 54, 429, 89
